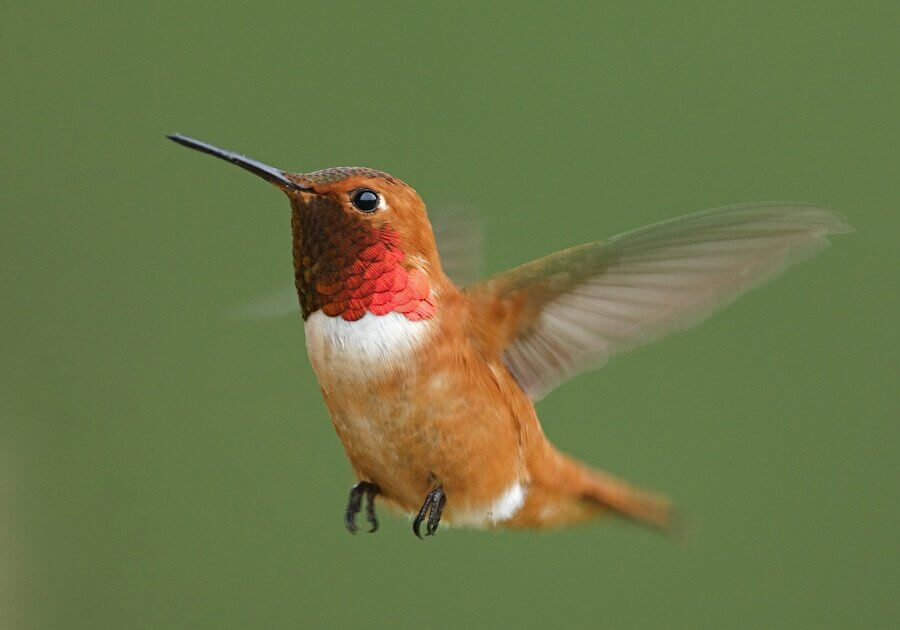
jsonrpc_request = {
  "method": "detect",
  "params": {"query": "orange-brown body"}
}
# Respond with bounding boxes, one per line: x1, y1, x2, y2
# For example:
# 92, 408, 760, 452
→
293, 171, 670, 529
307, 274, 669, 528
168, 133, 850, 535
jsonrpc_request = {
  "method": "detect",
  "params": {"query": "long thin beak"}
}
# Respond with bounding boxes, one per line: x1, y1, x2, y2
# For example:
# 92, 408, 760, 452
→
167, 133, 312, 192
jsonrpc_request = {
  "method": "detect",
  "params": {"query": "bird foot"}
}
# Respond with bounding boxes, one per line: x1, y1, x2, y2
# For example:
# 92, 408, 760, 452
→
413, 485, 446, 538
345, 481, 380, 534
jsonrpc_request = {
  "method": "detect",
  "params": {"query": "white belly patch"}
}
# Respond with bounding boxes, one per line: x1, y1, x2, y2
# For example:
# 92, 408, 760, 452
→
488, 482, 527, 522
451, 482, 527, 528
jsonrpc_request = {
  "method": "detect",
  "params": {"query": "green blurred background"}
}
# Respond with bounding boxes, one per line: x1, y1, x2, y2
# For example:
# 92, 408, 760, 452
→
2, 2, 897, 628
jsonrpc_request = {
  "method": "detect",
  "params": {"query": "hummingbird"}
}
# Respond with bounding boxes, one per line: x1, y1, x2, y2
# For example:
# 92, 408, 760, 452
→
168, 134, 851, 538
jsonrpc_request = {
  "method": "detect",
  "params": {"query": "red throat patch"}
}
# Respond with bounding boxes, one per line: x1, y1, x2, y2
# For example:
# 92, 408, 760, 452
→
294, 219, 436, 322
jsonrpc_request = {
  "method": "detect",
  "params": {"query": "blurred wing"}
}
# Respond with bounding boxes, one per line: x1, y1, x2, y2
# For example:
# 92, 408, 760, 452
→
228, 286, 298, 321
465, 203, 853, 401
430, 204, 484, 286
231, 205, 482, 320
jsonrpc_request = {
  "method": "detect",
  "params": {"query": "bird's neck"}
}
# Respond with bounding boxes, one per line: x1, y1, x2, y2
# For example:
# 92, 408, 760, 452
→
291, 210, 436, 323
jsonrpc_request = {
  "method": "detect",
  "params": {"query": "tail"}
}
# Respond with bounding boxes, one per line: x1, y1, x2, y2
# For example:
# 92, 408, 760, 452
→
511, 447, 674, 531
580, 466, 673, 530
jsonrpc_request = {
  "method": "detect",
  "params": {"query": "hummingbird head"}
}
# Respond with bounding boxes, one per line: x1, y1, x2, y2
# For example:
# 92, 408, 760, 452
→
168, 134, 440, 322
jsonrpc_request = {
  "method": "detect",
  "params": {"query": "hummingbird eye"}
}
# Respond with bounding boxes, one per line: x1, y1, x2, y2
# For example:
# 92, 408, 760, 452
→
350, 188, 380, 213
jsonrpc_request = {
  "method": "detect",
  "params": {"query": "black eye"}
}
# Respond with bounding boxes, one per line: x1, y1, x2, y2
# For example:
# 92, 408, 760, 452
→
351, 188, 380, 212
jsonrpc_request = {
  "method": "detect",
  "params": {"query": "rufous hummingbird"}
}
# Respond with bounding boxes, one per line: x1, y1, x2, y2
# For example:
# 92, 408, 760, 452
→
168, 134, 851, 538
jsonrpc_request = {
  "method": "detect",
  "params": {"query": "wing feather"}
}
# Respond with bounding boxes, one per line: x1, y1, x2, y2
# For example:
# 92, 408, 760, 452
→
465, 203, 852, 401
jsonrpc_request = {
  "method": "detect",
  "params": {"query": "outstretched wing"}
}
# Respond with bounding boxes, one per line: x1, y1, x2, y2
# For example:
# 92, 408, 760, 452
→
465, 203, 852, 401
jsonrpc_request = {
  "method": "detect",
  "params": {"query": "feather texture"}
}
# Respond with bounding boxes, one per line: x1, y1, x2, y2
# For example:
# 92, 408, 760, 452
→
465, 203, 853, 401
231, 205, 482, 320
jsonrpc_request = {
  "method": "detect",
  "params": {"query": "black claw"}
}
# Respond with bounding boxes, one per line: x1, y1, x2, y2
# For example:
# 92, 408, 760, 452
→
427, 490, 446, 536
345, 487, 363, 534
413, 485, 446, 539
364, 487, 379, 533
345, 482, 380, 534
412, 511, 425, 539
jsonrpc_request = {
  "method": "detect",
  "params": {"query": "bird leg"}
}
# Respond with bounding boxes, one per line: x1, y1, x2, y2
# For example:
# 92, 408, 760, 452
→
413, 485, 446, 538
344, 481, 380, 534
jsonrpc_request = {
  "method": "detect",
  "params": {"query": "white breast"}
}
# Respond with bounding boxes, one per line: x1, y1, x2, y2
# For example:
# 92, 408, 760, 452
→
304, 311, 433, 381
